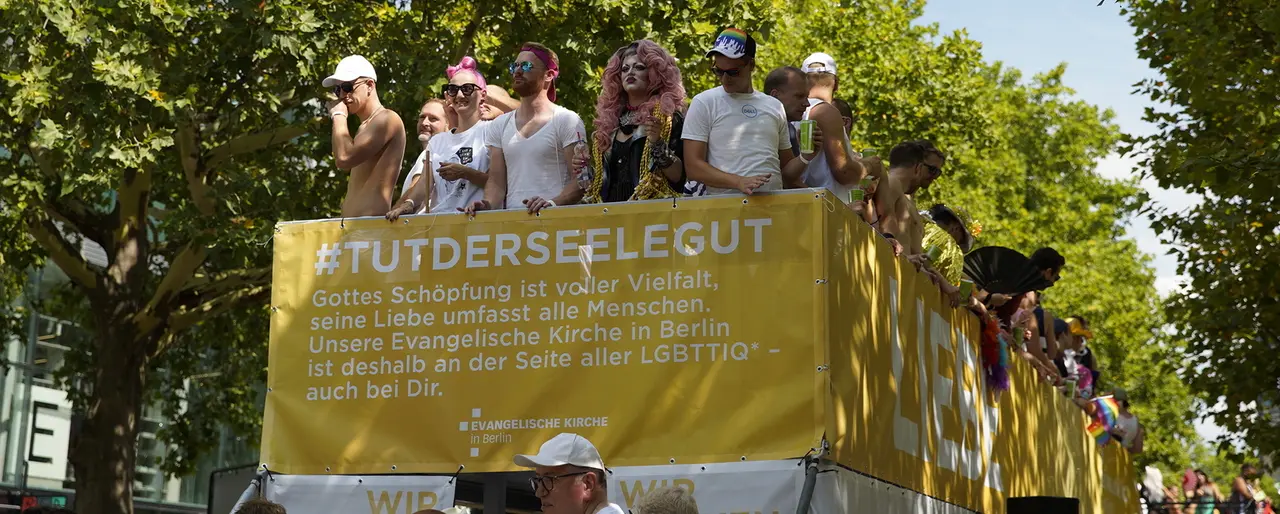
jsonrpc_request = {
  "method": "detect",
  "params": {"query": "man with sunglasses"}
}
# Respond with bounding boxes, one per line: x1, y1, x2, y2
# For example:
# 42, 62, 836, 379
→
683, 28, 798, 196
322, 55, 406, 217
514, 433, 625, 514
465, 43, 587, 215
873, 139, 946, 264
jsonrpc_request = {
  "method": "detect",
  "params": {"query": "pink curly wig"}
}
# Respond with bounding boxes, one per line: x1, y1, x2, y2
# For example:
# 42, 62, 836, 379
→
592, 40, 686, 154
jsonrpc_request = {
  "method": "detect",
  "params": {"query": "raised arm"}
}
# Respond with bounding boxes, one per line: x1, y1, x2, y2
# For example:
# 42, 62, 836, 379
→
332, 109, 396, 170
809, 103, 865, 186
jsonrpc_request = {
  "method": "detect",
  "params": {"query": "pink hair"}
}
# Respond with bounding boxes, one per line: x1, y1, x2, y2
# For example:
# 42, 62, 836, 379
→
446, 56, 487, 89
592, 40, 686, 154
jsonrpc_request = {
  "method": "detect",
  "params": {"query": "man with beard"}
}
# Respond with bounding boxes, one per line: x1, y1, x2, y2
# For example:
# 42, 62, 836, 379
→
465, 43, 587, 215
515, 433, 625, 514
323, 55, 406, 217
874, 139, 946, 265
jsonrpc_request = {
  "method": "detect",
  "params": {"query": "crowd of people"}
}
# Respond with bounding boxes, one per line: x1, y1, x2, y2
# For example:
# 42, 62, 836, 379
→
321, 26, 1151, 495
1142, 464, 1273, 514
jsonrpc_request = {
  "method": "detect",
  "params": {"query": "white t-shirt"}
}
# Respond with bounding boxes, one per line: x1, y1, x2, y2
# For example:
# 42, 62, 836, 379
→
426, 121, 490, 213
484, 106, 586, 209
1116, 412, 1139, 448
682, 86, 791, 196
596, 503, 626, 514
800, 98, 858, 201
400, 149, 431, 215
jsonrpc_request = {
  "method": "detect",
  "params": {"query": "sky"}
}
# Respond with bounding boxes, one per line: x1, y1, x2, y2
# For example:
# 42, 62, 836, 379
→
914, 0, 1219, 442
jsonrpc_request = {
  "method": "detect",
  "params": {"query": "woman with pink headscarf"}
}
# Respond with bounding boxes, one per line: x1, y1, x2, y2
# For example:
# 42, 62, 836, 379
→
582, 40, 687, 203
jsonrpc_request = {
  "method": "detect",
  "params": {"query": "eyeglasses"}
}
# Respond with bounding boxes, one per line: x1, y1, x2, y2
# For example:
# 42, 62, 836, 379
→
332, 80, 366, 96
509, 61, 537, 75
529, 471, 589, 493
443, 83, 483, 97
711, 66, 741, 77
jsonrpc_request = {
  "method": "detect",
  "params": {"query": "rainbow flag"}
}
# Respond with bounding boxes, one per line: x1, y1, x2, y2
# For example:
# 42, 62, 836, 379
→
1085, 396, 1122, 446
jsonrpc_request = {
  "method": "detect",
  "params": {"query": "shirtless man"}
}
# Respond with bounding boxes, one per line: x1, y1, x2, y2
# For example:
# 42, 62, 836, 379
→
874, 139, 945, 264
323, 55, 406, 217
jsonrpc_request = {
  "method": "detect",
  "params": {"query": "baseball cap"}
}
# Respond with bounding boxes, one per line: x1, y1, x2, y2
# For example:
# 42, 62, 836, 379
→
802, 52, 837, 75
706, 28, 757, 60
323, 55, 377, 87
1111, 388, 1128, 402
513, 433, 606, 470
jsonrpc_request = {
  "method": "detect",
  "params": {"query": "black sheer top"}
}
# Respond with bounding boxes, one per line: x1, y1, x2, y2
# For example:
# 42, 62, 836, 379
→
599, 110, 685, 203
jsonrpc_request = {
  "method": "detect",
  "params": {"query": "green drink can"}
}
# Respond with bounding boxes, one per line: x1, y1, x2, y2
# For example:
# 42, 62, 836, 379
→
959, 279, 974, 299
848, 189, 865, 203
798, 120, 815, 154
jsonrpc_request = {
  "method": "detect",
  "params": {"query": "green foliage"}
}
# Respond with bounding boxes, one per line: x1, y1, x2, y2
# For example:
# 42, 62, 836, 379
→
0, 0, 1203, 509
1122, 0, 1280, 458
761, 0, 1195, 472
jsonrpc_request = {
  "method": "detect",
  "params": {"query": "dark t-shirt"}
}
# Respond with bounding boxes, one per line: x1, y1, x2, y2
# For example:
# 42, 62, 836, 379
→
600, 110, 686, 203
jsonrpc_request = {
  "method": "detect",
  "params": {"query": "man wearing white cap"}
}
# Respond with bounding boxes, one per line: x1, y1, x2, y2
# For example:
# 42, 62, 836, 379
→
323, 55, 406, 217
514, 433, 625, 514
798, 52, 867, 200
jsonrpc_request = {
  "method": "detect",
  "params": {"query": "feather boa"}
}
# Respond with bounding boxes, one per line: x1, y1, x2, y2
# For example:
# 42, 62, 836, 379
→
980, 317, 1011, 392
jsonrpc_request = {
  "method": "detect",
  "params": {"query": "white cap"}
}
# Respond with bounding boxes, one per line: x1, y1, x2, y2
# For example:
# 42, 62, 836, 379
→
513, 433, 606, 470
802, 52, 837, 75
323, 55, 377, 87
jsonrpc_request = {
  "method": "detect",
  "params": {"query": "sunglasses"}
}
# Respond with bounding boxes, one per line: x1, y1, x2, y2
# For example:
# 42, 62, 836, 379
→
711, 66, 741, 77
922, 162, 942, 177
332, 80, 366, 96
443, 83, 483, 97
509, 61, 537, 75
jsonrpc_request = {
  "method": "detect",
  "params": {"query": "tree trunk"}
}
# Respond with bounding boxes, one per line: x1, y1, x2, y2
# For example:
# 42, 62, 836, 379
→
70, 322, 149, 514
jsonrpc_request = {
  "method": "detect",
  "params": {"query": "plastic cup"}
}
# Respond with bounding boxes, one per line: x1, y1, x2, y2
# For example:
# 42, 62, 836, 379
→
798, 120, 815, 154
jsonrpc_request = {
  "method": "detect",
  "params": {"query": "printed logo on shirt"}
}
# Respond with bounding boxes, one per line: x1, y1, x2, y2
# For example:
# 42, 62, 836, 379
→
741, 104, 759, 118
456, 147, 473, 165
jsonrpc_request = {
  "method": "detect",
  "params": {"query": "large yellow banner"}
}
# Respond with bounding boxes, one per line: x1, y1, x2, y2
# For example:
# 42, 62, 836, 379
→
263, 194, 829, 474
822, 204, 1139, 513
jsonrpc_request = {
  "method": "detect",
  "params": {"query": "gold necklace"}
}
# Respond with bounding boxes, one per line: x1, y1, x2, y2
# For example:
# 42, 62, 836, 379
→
360, 106, 386, 128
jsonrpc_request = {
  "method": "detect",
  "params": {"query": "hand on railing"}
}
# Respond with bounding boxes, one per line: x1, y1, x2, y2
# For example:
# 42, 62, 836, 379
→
462, 199, 491, 215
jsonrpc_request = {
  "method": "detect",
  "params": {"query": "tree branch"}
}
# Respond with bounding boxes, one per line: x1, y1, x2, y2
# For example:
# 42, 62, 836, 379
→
176, 119, 215, 216
108, 161, 153, 287
204, 122, 314, 171
163, 284, 271, 348
452, 9, 484, 63
134, 243, 209, 334
27, 214, 100, 292
170, 266, 272, 312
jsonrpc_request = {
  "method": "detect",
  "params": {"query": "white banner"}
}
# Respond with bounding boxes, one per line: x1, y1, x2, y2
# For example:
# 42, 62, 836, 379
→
263, 475, 456, 514
809, 465, 976, 514
608, 460, 804, 512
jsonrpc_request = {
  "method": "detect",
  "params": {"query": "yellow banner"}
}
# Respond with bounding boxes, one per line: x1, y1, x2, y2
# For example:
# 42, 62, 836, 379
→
263, 194, 829, 474
822, 205, 1139, 513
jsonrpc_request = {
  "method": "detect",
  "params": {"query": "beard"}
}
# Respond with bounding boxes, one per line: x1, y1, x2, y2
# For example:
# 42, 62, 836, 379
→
512, 79, 538, 98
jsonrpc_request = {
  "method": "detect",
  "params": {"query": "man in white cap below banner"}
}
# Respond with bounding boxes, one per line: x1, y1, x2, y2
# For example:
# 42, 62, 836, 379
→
798, 52, 867, 200
322, 55, 407, 217
514, 433, 625, 514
